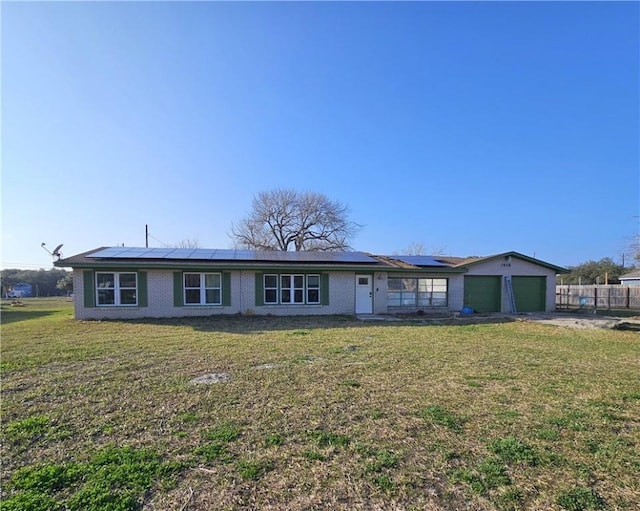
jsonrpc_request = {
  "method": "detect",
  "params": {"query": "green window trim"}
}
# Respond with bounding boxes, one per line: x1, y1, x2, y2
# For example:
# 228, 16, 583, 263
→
84, 270, 95, 308
222, 272, 231, 306
138, 272, 148, 307
321, 273, 329, 305
85, 270, 147, 308
174, 272, 183, 307
255, 272, 329, 306
255, 273, 264, 307
174, 271, 231, 307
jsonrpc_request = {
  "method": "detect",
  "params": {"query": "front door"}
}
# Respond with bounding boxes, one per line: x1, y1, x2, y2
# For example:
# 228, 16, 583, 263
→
355, 275, 373, 314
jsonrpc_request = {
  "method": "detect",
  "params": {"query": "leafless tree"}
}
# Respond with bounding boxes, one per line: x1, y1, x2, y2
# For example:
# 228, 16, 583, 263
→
175, 238, 200, 249
230, 189, 361, 251
395, 241, 446, 256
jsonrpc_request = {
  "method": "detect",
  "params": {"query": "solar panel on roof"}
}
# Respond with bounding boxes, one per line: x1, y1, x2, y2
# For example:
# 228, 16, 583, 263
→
88, 247, 129, 258
87, 247, 380, 264
393, 255, 448, 267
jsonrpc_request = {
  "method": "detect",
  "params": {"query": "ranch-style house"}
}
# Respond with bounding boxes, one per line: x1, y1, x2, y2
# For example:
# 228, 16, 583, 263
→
55, 247, 567, 320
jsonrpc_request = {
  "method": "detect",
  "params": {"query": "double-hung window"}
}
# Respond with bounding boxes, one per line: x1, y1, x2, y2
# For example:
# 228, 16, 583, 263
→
184, 273, 222, 305
281, 275, 305, 304
263, 274, 321, 305
96, 272, 137, 306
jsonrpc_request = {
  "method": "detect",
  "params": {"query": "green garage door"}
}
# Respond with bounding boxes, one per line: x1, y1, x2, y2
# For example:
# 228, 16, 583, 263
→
464, 276, 501, 312
512, 276, 546, 312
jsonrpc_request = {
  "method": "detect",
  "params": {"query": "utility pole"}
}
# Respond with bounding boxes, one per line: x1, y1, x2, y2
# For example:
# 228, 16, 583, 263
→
145, 225, 149, 248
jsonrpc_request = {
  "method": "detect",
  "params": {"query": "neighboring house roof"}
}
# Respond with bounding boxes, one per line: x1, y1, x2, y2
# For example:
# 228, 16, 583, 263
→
55, 247, 567, 274
620, 270, 640, 280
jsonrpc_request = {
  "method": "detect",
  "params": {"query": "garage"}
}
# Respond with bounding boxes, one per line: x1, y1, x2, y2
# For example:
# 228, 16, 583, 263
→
512, 276, 546, 312
464, 276, 501, 312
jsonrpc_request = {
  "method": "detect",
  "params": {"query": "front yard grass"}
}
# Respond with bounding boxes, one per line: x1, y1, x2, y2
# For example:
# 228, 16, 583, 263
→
1, 299, 639, 510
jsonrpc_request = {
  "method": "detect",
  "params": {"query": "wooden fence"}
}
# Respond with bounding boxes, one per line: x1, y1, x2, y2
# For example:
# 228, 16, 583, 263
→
556, 285, 640, 311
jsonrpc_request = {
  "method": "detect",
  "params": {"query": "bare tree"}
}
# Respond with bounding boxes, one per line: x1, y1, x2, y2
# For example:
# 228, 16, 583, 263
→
175, 238, 200, 249
395, 241, 446, 256
230, 189, 361, 251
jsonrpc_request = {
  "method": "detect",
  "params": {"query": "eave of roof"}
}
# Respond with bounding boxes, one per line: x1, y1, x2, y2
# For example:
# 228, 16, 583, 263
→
54, 247, 467, 273
55, 247, 566, 274
453, 251, 569, 273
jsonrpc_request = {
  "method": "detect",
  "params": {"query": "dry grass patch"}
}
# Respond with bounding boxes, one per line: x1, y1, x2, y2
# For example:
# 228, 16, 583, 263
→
2, 299, 639, 510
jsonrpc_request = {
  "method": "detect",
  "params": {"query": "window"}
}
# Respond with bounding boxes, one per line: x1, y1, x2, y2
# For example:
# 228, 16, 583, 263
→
307, 275, 320, 304
264, 275, 278, 304
281, 275, 304, 303
96, 272, 137, 306
263, 274, 321, 305
184, 272, 222, 305
387, 277, 448, 307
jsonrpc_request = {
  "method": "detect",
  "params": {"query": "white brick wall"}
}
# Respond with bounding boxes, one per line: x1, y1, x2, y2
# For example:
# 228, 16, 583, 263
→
71, 257, 559, 319
73, 269, 357, 320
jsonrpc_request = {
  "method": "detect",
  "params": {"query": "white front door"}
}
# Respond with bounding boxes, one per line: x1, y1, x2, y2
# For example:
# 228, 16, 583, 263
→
355, 275, 373, 314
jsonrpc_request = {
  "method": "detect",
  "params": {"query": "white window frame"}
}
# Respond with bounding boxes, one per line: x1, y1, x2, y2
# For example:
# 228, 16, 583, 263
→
96, 272, 138, 306
280, 274, 305, 304
263, 274, 321, 305
183, 272, 222, 306
387, 277, 448, 308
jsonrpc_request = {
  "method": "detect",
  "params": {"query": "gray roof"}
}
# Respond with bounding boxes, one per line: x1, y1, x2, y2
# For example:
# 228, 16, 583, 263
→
55, 246, 462, 272
54, 247, 567, 274
87, 246, 379, 264
620, 270, 640, 280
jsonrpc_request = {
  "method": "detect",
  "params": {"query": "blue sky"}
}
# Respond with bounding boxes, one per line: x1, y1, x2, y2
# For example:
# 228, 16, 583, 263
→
2, 1, 638, 270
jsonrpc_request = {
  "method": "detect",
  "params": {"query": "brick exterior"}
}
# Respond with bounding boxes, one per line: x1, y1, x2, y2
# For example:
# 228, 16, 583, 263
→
68, 252, 561, 319
73, 269, 358, 320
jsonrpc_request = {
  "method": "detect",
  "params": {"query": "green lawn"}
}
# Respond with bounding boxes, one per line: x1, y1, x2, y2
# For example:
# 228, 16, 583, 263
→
2, 299, 639, 511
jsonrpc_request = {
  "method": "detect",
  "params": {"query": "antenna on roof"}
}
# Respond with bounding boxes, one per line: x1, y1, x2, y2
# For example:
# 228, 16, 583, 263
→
41, 242, 64, 261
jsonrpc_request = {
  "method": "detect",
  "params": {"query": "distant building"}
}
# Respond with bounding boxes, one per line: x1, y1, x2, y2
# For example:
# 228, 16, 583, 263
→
7, 283, 33, 298
619, 270, 640, 286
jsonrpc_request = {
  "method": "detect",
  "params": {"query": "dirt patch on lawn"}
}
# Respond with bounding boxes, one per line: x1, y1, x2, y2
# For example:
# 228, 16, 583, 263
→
383, 311, 640, 330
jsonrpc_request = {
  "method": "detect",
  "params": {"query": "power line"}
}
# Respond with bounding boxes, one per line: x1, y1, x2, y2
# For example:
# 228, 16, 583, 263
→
147, 233, 171, 248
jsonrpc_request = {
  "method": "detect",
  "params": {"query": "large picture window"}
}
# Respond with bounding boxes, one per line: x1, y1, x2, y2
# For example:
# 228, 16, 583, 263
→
264, 274, 321, 305
387, 278, 448, 307
184, 272, 222, 305
96, 272, 137, 306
